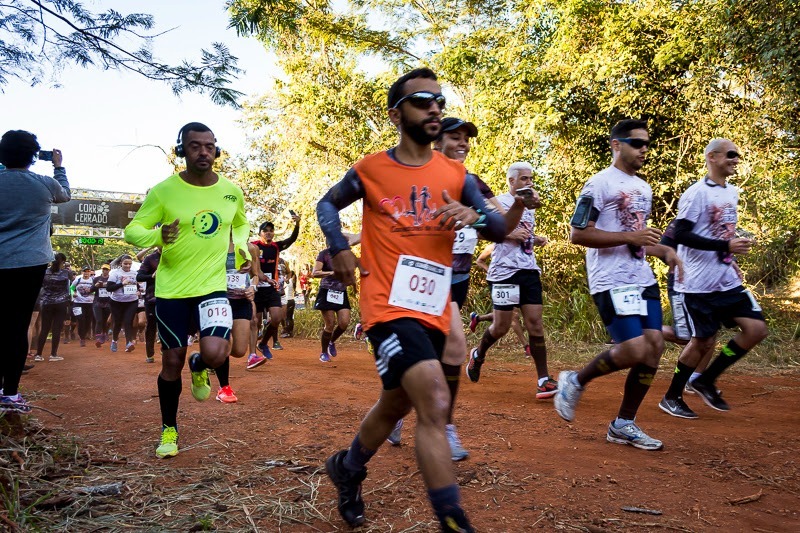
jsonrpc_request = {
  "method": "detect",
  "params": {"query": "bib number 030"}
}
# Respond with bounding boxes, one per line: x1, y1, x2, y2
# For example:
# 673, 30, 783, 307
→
388, 255, 451, 316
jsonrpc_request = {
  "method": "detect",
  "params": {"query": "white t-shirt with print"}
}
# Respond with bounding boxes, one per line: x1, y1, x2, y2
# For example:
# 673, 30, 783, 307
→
487, 193, 539, 282
71, 276, 95, 304
674, 178, 741, 293
579, 166, 657, 294
108, 268, 140, 302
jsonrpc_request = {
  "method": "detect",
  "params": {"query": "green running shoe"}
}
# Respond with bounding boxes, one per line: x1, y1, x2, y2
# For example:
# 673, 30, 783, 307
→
189, 352, 211, 401
156, 426, 179, 458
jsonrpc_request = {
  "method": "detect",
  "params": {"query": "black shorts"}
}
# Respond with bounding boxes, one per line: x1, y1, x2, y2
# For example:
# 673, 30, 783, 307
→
451, 277, 469, 310
366, 318, 446, 390
230, 298, 253, 321
489, 269, 543, 311
683, 286, 765, 339
155, 291, 231, 350
314, 287, 351, 311
254, 286, 282, 312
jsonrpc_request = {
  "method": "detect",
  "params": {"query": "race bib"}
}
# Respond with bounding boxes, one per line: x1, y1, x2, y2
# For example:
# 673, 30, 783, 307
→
610, 285, 646, 316
744, 289, 762, 312
491, 284, 520, 306
123, 284, 138, 295
72, 306, 82, 316
256, 273, 273, 288
198, 298, 233, 331
98, 288, 110, 298
388, 255, 452, 316
452, 227, 478, 255
327, 290, 344, 305
227, 271, 248, 290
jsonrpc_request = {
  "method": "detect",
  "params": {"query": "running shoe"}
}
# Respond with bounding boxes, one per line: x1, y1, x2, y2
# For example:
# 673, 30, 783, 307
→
48, 355, 64, 362
320, 352, 331, 363
34, 355, 44, 362
246, 353, 267, 370
272, 341, 284, 350
0, 394, 32, 414
387, 419, 403, 446
155, 426, 178, 459
216, 385, 238, 403
325, 449, 367, 528
439, 508, 475, 533
658, 396, 698, 419
354, 323, 364, 341
258, 342, 273, 360
468, 312, 479, 333
535, 377, 558, 399
110, 340, 118, 352
606, 421, 663, 451
95, 335, 103, 348
145, 356, 155, 363
687, 380, 730, 411
525, 344, 531, 357
554, 371, 583, 422
125, 341, 135, 353
328, 341, 337, 357
465, 348, 484, 383
446, 423, 469, 461
685, 380, 722, 396
280, 332, 291, 338
188, 352, 211, 401
79, 339, 86, 347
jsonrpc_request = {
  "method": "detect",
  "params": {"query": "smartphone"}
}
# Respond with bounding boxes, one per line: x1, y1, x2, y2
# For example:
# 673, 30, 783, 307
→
516, 187, 533, 197
570, 195, 593, 229
289, 209, 297, 217
39, 150, 53, 161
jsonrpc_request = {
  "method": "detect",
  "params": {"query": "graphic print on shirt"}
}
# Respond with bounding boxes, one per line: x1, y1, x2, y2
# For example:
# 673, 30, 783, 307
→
192, 210, 222, 239
710, 202, 737, 264
379, 184, 439, 227
616, 189, 649, 259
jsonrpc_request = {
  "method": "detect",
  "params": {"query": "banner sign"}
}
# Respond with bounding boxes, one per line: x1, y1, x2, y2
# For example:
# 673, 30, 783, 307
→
51, 199, 140, 229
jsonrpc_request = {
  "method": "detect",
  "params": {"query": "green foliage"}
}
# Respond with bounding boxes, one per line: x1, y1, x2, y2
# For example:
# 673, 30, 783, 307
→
1, 0, 243, 105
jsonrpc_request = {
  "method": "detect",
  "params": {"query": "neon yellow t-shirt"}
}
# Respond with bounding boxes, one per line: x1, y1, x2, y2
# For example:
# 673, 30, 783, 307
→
124, 173, 250, 299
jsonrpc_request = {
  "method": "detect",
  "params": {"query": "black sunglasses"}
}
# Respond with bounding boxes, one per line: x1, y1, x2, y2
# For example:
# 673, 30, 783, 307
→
392, 91, 446, 111
616, 137, 650, 149
717, 150, 741, 159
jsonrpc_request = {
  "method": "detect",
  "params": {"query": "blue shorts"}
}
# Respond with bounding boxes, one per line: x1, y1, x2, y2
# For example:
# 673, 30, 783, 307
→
592, 284, 662, 343
155, 291, 231, 350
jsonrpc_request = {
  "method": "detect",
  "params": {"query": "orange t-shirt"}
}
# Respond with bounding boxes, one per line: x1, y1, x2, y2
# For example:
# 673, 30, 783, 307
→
356, 150, 465, 333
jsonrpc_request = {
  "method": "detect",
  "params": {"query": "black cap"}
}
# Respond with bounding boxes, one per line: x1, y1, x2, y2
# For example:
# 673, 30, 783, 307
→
440, 117, 478, 137
82, 265, 92, 271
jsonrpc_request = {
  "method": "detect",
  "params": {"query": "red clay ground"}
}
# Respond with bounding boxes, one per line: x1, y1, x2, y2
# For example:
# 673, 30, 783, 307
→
19, 336, 800, 531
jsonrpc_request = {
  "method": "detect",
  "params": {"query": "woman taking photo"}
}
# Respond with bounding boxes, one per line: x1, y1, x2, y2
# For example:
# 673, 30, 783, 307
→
34, 253, 74, 361
106, 255, 139, 353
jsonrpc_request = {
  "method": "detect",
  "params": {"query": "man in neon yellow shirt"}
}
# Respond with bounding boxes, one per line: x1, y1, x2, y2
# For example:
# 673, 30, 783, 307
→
125, 122, 250, 459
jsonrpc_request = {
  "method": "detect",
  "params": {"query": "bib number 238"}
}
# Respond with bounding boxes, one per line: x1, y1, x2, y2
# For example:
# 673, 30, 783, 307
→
388, 255, 451, 316
198, 298, 233, 330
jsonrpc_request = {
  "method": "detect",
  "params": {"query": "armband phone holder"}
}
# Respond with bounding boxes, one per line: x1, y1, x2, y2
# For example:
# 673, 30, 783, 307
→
570, 195, 593, 229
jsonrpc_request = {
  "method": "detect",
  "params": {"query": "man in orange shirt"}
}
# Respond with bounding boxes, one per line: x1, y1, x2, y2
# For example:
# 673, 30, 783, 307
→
317, 68, 521, 532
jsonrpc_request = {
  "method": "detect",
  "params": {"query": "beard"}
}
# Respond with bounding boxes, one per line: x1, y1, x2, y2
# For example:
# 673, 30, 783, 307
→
401, 114, 440, 146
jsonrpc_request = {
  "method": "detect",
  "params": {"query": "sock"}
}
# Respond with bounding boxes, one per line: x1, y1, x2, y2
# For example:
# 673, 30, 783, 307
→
618, 364, 657, 420
263, 323, 278, 347
441, 363, 461, 424
477, 329, 499, 359
321, 329, 333, 353
331, 326, 346, 343
428, 484, 463, 524
614, 417, 635, 428
576, 350, 618, 386
698, 340, 748, 384
537, 376, 548, 387
157, 375, 182, 428
343, 434, 376, 472
215, 357, 230, 388
665, 361, 695, 399
529, 335, 549, 379
690, 371, 702, 383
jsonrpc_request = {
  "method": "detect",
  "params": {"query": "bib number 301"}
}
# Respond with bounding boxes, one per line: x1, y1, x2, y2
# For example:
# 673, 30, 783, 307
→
491, 284, 520, 306
198, 298, 233, 330
388, 255, 451, 316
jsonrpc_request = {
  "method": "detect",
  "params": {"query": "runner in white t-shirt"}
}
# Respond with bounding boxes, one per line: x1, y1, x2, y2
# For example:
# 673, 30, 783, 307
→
658, 138, 767, 418
466, 162, 557, 399
554, 119, 680, 451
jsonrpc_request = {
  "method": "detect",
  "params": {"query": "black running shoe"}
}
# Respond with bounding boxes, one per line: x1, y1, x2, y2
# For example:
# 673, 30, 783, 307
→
688, 380, 730, 411
439, 507, 475, 533
465, 348, 484, 383
658, 396, 698, 419
325, 449, 367, 527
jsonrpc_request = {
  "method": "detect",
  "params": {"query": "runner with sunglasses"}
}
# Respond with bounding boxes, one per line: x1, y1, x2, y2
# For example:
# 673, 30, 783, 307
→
319, 68, 518, 532
555, 119, 681, 451
658, 139, 766, 419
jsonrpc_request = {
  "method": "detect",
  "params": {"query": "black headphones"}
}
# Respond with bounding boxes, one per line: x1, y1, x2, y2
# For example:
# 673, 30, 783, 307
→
174, 124, 221, 159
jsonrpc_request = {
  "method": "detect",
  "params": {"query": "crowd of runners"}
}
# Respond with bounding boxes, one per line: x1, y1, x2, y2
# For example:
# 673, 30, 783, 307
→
0, 67, 769, 532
